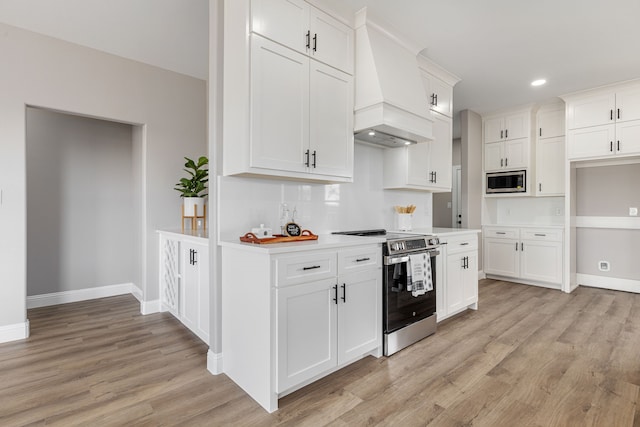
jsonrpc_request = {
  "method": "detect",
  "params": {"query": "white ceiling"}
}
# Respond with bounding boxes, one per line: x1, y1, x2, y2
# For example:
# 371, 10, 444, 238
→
2, 0, 640, 137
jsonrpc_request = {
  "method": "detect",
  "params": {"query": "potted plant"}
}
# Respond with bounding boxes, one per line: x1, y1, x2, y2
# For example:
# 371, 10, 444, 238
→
174, 156, 209, 217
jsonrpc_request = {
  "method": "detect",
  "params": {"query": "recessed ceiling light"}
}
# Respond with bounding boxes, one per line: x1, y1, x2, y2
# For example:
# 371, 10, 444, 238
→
404, 141, 411, 145
531, 79, 546, 87
368, 130, 376, 136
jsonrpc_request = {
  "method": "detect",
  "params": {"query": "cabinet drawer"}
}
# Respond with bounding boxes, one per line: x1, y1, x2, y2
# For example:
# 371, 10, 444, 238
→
275, 251, 337, 287
520, 228, 563, 242
338, 245, 381, 275
483, 227, 519, 239
443, 234, 478, 255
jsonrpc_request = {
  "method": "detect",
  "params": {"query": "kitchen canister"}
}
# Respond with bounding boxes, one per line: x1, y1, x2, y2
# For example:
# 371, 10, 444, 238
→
397, 213, 412, 231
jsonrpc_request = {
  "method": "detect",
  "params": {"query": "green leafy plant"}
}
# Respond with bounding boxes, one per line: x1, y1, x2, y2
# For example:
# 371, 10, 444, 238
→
174, 156, 209, 198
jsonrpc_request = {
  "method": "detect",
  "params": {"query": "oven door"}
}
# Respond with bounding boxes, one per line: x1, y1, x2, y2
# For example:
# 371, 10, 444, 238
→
384, 251, 437, 333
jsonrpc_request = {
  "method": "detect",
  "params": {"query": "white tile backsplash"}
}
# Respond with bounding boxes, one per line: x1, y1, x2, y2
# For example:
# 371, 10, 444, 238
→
218, 143, 433, 240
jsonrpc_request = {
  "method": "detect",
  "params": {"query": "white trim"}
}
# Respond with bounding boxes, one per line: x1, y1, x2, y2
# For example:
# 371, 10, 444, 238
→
575, 216, 640, 230
572, 157, 640, 169
577, 273, 640, 294
207, 349, 223, 375
27, 283, 134, 309
140, 299, 161, 315
0, 320, 29, 343
485, 274, 562, 290
478, 270, 486, 280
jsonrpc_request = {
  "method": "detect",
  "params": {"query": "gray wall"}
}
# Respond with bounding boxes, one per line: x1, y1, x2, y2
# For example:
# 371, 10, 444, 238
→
575, 163, 640, 279
576, 164, 640, 216
461, 110, 483, 266
0, 22, 206, 331
26, 108, 135, 296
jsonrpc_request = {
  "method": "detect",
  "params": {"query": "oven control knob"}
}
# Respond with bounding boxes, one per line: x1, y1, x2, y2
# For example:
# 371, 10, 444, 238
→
428, 237, 439, 246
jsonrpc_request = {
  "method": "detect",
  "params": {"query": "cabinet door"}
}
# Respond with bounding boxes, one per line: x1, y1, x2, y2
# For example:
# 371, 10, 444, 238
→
277, 278, 337, 392
504, 112, 529, 140
567, 124, 615, 160
430, 76, 453, 117
536, 136, 564, 196
484, 141, 503, 172
309, 62, 353, 178
484, 238, 519, 277
182, 242, 209, 344
446, 253, 466, 314
520, 240, 562, 284
484, 117, 504, 144
251, 35, 309, 173
427, 114, 452, 189
406, 141, 430, 186
503, 138, 529, 169
567, 93, 615, 129
337, 269, 380, 365
462, 252, 478, 306
537, 109, 565, 138
160, 236, 180, 316
615, 86, 640, 123
615, 120, 640, 156
308, 6, 353, 74
251, 0, 308, 54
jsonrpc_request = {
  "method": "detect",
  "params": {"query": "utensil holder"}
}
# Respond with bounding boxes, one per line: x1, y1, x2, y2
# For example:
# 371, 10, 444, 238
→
397, 213, 412, 231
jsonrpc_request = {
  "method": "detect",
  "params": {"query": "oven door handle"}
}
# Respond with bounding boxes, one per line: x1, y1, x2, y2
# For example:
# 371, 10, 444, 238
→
384, 250, 439, 266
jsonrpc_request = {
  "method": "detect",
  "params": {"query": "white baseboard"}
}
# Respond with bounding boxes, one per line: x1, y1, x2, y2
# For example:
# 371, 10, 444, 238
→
207, 349, 223, 375
27, 283, 135, 309
478, 270, 486, 280
577, 273, 640, 294
141, 299, 161, 315
0, 320, 30, 344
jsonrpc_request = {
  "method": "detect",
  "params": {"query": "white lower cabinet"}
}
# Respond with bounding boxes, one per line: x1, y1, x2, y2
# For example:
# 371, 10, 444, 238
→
437, 232, 479, 322
158, 231, 210, 345
483, 226, 563, 288
222, 242, 382, 412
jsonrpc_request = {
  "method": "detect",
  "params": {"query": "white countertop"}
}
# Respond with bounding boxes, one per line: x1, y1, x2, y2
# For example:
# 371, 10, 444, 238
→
219, 233, 386, 254
482, 224, 565, 229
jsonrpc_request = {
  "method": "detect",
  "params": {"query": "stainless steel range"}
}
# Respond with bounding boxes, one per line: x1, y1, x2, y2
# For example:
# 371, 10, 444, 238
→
333, 229, 440, 355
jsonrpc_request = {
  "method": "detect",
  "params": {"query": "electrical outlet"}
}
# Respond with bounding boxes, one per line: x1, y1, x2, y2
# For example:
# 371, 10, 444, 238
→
630, 207, 638, 216
598, 261, 610, 272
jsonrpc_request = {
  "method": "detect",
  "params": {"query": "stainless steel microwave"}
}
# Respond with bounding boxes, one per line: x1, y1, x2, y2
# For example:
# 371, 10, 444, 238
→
486, 170, 526, 194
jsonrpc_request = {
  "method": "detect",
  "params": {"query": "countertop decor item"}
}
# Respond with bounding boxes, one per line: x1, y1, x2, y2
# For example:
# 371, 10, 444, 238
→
239, 229, 318, 244
175, 156, 209, 231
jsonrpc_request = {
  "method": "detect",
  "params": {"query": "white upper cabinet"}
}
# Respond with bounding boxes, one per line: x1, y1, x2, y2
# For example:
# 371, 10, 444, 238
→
565, 81, 640, 160
224, 0, 354, 182
535, 104, 565, 196
421, 71, 453, 117
483, 108, 534, 173
251, 0, 353, 74
426, 114, 453, 190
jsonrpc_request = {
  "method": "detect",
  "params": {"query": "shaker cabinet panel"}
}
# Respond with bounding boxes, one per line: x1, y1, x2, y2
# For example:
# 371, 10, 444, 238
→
615, 86, 640, 122
308, 6, 354, 74
251, 0, 308, 53
615, 120, 640, 156
537, 108, 565, 138
427, 114, 453, 189
567, 92, 615, 129
250, 35, 309, 173
536, 136, 564, 195
520, 240, 562, 284
484, 117, 504, 144
484, 238, 520, 277
567, 124, 615, 160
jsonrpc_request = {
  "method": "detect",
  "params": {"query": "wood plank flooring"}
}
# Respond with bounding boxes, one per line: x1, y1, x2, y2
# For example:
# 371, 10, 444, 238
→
1, 279, 639, 426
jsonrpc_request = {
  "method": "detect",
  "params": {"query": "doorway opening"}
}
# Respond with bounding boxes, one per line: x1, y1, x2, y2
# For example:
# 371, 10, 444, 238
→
25, 106, 145, 313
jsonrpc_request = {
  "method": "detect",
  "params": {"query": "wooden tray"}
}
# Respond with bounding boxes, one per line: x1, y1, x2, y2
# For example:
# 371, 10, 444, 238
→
239, 230, 318, 244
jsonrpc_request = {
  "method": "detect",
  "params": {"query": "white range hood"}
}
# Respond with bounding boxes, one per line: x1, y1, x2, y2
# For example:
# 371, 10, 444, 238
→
353, 8, 432, 148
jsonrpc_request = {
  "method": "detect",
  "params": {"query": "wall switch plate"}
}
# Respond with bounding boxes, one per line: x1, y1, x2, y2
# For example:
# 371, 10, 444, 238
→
630, 207, 638, 216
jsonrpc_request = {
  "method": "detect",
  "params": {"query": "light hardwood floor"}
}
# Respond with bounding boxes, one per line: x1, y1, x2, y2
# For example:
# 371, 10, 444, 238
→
1, 279, 639, 426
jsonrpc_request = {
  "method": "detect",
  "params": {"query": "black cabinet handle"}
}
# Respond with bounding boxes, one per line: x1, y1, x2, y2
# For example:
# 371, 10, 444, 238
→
460, 242, 469, 246
190, 249, 198, 265
515, 242, 518, 251
303, 265, 321, 271
312, 150, 317, 168
610, 109, 613, 120
341, 284, 346, 302
430, 93, 435, 106
534, 233, 546, 236
539, 183, 542, 192
539, 128, 542, 137
434, 94, 438, 106
500, 158, 504, 167
306, 30, 310, 49
521, 242, 524, 251
505, 158, 508, 167
500, 130, 504, 139
333, 284, 338, 304
434, 171, 437, 183
313, 33, 317, 52
496, 231, 506, 235
505, 129, 508, 138
618, 108, 620, 120
356, 257, 370, 262
189, 249, 193, 265
617, 140, 620, 151
610, 141, 613, 152
304, 149, 310, 167
461, 257, 466, 269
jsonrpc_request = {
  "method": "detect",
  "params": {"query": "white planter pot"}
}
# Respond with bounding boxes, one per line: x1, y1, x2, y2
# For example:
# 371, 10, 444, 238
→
183, 197, 205, 217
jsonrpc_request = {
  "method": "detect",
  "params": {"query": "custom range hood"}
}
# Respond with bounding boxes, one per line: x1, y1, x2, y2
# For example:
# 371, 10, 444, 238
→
353, 8, 432, 148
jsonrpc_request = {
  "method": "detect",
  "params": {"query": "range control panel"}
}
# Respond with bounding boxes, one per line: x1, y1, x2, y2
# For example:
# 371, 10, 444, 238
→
386, 236, 439, 255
